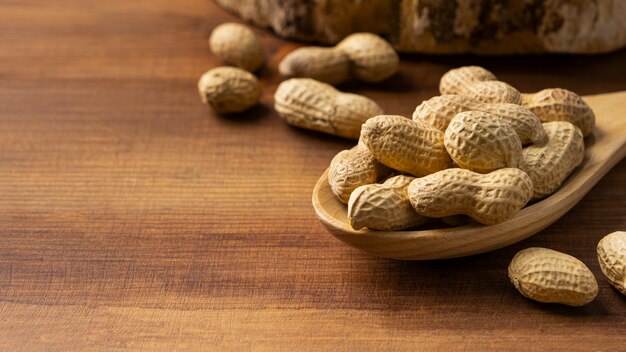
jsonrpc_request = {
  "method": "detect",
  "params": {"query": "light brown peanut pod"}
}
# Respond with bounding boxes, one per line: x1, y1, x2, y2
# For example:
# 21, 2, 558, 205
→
336, 33, 399, 82
197, 66, 261, 113
408, 168, 533, 225
209, 23, 264, 72
509, 247, 598, 306
328, 144, 391, 204
278, 47, 350, 85
412, 95, 469, 131
522, 88, 595, 137
444, 111, 523, 173
481, 102, 546, 145
413, 94, 546, 144
440, 66, 521, 104
360, 115, 452, 176
274, 78, 383, 139
520, 121, 584, 200
465, 81, 522, 105
348, 175, 427, 231
439, 66, 497, 95
597, 231, 626, 296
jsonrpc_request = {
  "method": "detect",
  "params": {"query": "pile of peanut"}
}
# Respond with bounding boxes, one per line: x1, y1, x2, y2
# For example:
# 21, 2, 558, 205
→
198, 22, 625, 307
327, 65, 593, 231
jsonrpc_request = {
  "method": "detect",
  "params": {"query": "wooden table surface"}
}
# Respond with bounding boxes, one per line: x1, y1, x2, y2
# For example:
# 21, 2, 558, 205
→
1, 1, 625, 350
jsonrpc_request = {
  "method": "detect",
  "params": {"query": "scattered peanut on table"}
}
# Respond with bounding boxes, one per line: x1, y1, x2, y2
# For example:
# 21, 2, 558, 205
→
597, 231, 626, 296
508, 247, 598, 306
274, 78, 383, 139
197, 66, 261, 113
279, 33, 398, 84
209, 22, 264, 72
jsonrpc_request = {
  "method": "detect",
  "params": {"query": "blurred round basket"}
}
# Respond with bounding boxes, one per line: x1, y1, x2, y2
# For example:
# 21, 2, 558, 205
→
213, 0, 626, 54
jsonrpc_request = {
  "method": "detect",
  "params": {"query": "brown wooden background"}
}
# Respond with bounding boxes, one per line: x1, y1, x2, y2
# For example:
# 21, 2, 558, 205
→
0, 0, 625, 350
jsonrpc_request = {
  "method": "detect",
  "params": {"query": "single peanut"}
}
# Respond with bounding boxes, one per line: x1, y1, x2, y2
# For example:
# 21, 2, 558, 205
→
274, 78, 383, 139
508, 247, 598, 306
522, 88, 595, 137
209, 23, 264, 72
279, 33, 398, 85
439, 66, 496, 95
197, 66, 261, 113
440, 66, 522, 104
336, 33, 399, 82
444, 111, 523, 173
328, 144, 391, 204
278, 47, 350, 85
465, 81, 522, 105
520, 121, 584, 200
408, 168, 533, 225
413, 94, 546, 144
348, 175, 427, 231
597, 231, 626, 296
360, 115, 452, 176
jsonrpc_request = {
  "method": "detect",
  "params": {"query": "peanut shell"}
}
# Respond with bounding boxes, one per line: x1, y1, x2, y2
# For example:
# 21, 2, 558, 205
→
209, 23, 264, 72
522, 88, 595, 137
360, 115, 451, 177
337, 33, 399, 82
597, 231, 626, 296
520, 121, 585, 200
328, 144, 390, 204
509, 247, 598, 306
444, 111, 523, 173
348, 175, 427, 231
197, 66, 261, 113
274, 78, 383, 139
408, 168, 533, 225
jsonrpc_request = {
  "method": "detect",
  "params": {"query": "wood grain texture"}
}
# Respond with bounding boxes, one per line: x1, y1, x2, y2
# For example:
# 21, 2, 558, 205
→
0, 0, 625, 350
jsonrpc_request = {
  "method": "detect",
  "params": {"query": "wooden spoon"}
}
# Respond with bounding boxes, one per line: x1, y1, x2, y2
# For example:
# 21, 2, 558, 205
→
312, 91, 626, 260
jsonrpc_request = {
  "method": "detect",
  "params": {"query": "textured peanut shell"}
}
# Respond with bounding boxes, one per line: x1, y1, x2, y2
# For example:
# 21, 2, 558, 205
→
465, 81, 522, 105
413, 94, 546, 144
408, 168, 533, 225
522, 88, 596, 137
520, 121, 584, 200
509, 247, 598, 306
336, 33, 399, 82
360, 115, 451, 176
209, 22, 264, 72
197, 66, 261, 113
278, 47, 350, 85
597, 231, 626, 296
348, 175, 427, 231
445, 111, 523, 173
274, 78, 383, 139
328, 144, 390, 204
439, 66, 496, 96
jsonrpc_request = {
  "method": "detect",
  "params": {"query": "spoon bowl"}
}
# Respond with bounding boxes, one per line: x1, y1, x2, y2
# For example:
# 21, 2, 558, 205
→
312, 91, 626, 260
